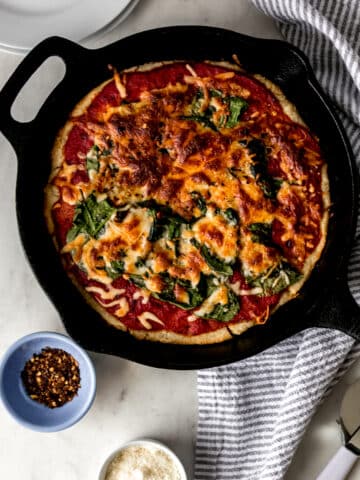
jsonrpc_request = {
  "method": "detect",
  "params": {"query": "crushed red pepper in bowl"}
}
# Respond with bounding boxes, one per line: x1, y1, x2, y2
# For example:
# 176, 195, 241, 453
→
21, 347, 81, 408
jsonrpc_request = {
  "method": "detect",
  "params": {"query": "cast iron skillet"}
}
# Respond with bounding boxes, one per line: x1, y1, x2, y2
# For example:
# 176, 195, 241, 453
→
0, 26, 359, 369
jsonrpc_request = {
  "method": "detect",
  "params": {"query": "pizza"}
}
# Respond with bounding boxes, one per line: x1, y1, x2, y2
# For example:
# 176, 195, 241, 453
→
44, 60, 329, 344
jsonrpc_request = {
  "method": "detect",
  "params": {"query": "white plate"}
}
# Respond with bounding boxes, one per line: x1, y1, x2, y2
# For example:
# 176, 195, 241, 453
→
0, 0, 140, 53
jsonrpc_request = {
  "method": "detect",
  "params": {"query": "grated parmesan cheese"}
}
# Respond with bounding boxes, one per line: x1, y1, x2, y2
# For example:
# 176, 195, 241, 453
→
104, 444, 182, 480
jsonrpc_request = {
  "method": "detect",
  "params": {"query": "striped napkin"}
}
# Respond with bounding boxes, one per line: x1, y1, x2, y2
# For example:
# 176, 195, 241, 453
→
195, 1, 360, 479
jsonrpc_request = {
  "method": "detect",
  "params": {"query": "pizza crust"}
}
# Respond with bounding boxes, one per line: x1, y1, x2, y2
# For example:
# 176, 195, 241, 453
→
253, 74, 306, 126
44, 59, 330, 345
130, 327, 232, 345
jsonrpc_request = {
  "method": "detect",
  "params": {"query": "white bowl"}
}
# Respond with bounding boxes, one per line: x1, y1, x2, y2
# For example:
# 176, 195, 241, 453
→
99, 439, 187, 480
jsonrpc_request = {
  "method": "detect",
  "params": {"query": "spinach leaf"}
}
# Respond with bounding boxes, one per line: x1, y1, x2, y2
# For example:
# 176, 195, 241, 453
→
191, 90, 204, 113
180, 90, 217, 130
102, 141, 114, 156
129, 274, 146, 288
147, 208, 163, 242
184, 91, 247, 131
191, 191, 207, 216
247, 138, 267, 163
106, 260, 125, 279
174, 239, 180, 257
218, 114, 227, 128
135, 258, 146, 269
187, 288, 206, 308
246, 261, 302, 295
153, 273, 204, 310
168, 219, 182, 240
204, 275, 219, 297
247, 139, 283, 200
191, 239, 233, 276
248, 222, 274, 247
86, 145, 100, 172
138, 201, 188, 242
66, 194, 115, 242
258, 177, 283, 200
86, 142, 114, 173
115, 209, 130, 223
209, 88, 223, 98
223, 208, 239, 225
225, 97, 248, 128
182, 114, 217, 131
202, 288, 240, 322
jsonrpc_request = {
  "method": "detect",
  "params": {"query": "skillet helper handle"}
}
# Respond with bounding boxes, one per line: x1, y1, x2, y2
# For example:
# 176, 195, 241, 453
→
312, 281, 360, 340
316, 445, 358, 480
0, 36, 85, 146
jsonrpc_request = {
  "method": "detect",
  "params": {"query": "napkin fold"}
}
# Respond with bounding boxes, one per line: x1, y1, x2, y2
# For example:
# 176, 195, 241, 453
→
195, 1, 360, 478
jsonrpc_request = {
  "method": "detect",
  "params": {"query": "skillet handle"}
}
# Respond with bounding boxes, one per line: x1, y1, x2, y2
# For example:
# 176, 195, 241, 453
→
310, 281, 360, 340
0, 36, 87, 147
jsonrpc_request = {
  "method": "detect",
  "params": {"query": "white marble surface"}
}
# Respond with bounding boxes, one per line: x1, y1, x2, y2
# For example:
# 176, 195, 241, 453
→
0, 1, 360, 479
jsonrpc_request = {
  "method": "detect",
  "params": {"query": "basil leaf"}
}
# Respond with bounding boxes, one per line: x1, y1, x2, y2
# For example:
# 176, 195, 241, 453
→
191, 239, 233, 276
248, 222, 274, 247
66, 194, 115, 242
106, 260, 125, 279
203, 289, 240, 322
247, 261, 302, 295
225, 97, 248, 128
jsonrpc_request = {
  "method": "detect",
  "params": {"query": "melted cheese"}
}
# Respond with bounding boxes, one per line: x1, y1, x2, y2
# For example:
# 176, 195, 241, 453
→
195, 285, 228, 318
133, 289, 151, 304
115, 297, 129, 317
240, 233, 278, 276
137, 311, 165, 330
50, 62, 327, 325
192, 207, 238, 263
230, 281, 263, 296
86, 285, 126, 299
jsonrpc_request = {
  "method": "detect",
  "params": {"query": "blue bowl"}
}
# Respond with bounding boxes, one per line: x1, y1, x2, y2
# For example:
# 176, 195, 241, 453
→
0, 332, 96, 432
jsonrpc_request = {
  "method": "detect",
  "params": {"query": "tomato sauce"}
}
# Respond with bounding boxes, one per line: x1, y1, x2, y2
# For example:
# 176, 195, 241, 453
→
57, 62, 325, 336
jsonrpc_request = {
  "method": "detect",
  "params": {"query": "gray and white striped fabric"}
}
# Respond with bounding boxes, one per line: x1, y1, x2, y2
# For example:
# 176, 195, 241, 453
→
195, 1, 360, 479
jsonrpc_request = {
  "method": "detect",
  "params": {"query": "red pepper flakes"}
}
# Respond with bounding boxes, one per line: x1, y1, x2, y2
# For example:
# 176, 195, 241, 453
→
21, 347, 81, 409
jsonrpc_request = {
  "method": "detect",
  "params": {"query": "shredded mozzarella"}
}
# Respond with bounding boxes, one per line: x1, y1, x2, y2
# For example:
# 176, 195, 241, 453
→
137, 312, 165, 330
